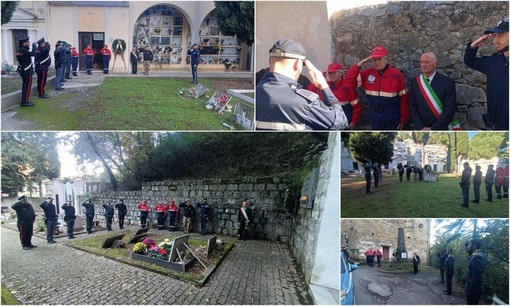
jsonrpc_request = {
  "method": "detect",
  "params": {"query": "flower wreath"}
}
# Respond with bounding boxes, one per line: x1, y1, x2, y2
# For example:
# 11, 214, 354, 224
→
112, 38, 126, 54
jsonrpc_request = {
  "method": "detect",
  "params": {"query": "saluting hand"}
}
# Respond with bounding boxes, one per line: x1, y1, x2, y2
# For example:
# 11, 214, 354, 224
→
305, 59, 329, 91
471, 34, 492, 48
357, 56, 372, 68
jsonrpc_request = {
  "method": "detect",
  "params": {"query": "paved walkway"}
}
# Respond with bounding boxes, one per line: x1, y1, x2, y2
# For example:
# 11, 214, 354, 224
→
1, 225, 312, 305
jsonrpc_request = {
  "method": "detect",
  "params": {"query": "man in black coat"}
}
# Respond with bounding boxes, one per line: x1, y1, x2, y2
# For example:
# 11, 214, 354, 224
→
484, 165, 496, 202
179, 200, 196, 234
130, 46, 139, 74
102, 202, 114, 231
405, 164, 413, 181
11, 196, 37, 250
472, 165, 482, 203
465, 238, 487, 304
114, 199, 127, 229
34, 37, 51, 98
397, 163, 404, 182
82, 199, 95, 234
412, 252, 420, 274
444, 249, 455, 295
438, 249, 447, 283
40, 196, 58, 243
409, 52, 457, 130
461, 162, 473, 207
61, 200, 76, 239
196, 197, 211, 235
238, 201, 253, 241
16, 37, 36, 106
364, 162, 372, 194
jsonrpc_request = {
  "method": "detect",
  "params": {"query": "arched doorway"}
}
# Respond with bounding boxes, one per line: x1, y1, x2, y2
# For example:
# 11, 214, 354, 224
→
133, 4, 191, 68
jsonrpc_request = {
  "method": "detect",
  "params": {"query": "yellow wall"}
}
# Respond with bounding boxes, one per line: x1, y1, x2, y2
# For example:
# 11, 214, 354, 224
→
77, 6, 105, 32
49, 6, 75, 45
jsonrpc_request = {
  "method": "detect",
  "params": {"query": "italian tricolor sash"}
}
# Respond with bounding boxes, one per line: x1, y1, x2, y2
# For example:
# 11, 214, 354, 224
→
240, 207, 249, 221
416, 75, 461, 130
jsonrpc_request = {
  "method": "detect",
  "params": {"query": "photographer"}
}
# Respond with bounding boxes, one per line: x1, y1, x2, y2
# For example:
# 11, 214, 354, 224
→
40, 196, 58, 244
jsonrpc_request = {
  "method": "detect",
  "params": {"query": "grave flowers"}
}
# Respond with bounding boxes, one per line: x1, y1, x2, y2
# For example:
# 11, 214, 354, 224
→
132, 242, 147, 254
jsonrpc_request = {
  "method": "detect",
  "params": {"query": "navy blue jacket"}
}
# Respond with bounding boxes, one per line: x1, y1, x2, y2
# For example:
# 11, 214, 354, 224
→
464, 44, 509, 130
256, 72, 348, 130
103, 203, 114, 217
40, 201, 57, 220
82, 202, 95, 216
466, 250, 487, 295
54, 46, 64, 68
11, 200, 36, 223
188, 49, 200, 65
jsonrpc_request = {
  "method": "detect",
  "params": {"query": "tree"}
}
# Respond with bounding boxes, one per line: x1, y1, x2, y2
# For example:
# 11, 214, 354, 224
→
1, 1, 18, 25
1, 132, 60, 196
347, 132, 396, 165
214, 1, 254, 45
468, 133, 507, 160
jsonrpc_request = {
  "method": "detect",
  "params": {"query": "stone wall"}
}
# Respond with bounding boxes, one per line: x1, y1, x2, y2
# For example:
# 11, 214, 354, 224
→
341, 219, 431, 264
291, 133, 339, 288
79, 177, 295, 242
330, 1, 509, 129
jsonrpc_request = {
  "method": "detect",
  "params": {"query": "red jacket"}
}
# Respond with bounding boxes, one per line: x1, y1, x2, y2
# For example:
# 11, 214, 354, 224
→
137, 202, 150, 212
154, 203, 166, 213
83, 46, 94, 56
495, 167, 505, 186
307, 79, 361, 125
166, 202, 179, 218
375, 249, 383, 257
100, 47, 111, 60
345, 64, 409, 125
71, 48, 79, 57
364, 249, 375, 256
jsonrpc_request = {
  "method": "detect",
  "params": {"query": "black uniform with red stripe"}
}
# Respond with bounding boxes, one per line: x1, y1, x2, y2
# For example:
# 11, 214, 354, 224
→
16, 41, 36, 105
11, 198, 36, 248
35, 41, 51, 97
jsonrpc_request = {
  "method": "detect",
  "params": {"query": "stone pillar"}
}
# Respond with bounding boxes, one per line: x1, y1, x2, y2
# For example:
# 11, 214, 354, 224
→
2, 29, 14, 65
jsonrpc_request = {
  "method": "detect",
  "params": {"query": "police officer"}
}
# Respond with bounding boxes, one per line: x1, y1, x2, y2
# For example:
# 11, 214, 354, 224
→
137, 199, 150, 228
484, 165, 495, 202
154, 201, 167, 230
397, 163, 405, 182
83, 44, 94, 75
196, 197, 211, 235
102, 201, 114, 231
345, 46, 409, 130
11, 196, 37, 250
256, 39, 349, 131
444, 249, 454, 295
71, 46, 79, 76
114, 199, 127, 229
64, 43, 72, 80
438, 249, 447, 283
461, 162, 473, 207
61, 200, 76, 239
100, 44, 111, 74
179, 200, 196, 234
187, 43, 200, 83
238, 201, 252, 241
53, 41, 65, 91
130, 46, 139, 74
82, 199, 95, 234
373, 162, 380, 188
472, 165, 482, 203
464, 18, 509, 130
166, 199, 179, 232
34, 37, 51, 99
40, 196, 58, 243
16, 37, 36, 107
364, 162, 372, 194
465, 238, 487, 304
405, 163, 413, 181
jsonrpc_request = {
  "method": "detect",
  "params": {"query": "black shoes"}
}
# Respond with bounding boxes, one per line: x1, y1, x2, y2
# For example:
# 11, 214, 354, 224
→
29, 244, 37, 248
23, 247, 31, 250
48, 240, 57, 244
471, 200, 479, 203
38, 94, 49, 98
55, 88, 63, 91
484, 199, 493, 202
21, 102, 35, 107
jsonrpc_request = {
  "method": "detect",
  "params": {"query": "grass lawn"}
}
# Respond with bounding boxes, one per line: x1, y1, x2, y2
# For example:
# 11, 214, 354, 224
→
1, 284, 21, 305
14, 77, 252, 130
341, 174, 509, 218
65, 230, 234, 283
1, 71, 56, 95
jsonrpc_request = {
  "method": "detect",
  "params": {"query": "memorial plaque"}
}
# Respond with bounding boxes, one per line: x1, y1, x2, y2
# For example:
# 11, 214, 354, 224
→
194, 84, 207, 99
101, 234, 126, 249
169, 234, 190, 262
300, 167, 319, 208
206, 236, 217, 258
129, 233, 149, 244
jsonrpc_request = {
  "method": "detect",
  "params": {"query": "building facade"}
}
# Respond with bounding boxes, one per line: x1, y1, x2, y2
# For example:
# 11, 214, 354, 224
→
2, 1, 251, 71
341, 219, 431, 265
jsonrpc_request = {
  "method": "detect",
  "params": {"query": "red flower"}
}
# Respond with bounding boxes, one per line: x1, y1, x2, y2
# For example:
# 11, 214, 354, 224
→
159, 248, 167, 255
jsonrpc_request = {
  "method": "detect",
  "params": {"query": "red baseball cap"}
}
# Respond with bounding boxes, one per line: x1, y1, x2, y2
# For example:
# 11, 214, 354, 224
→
327, 62, 343, 73
371, 46, 388, 58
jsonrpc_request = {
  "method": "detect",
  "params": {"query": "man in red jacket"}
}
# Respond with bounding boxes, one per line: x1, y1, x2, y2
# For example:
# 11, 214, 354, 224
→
345, 46, 409, 130
364, 248, 375, 267
83, 44, 94, 75
154, 202, 167, 230
166, 199, 179, 232
100, 45, 112, 74
375, 248, 383, 267
308, 62, 361, 129
137, 200, 150, 228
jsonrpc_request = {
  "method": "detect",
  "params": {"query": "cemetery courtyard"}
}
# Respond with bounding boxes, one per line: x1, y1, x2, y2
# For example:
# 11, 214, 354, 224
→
1, 72, 253, 131
1, 222, 312, 305
341, 174, 509, 218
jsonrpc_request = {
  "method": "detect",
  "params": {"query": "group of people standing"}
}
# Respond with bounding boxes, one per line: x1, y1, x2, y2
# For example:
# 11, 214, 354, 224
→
363, 162, 381, 194
363, 248, 383, 267
460, 163, 509, 207
256, 18, 508, 131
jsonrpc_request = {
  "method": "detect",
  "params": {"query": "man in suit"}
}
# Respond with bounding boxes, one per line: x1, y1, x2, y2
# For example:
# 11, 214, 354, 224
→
409, 52, 457, 130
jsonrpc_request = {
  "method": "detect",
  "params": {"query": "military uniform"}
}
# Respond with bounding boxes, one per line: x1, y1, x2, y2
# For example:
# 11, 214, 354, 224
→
114, 200, 127, 229
82, 200, 95, 234
485, 165, 495, 201
372, 163, 380, 188
34, 37, 51, 98
466, 248, 487, 304
16, 37, 36, 106
61, 202, 76, 239
196, 198, 211, 235
397, 163, 404, 182
444, 252, 454, 295
187, 44, 200, 83
54, 41, 65, 91
40, 197, 58, 243
472, 166, 482, 203
461, 163, 473, 207
64, 43, 72, 79
11, 196, 37, 249
102, 202, 114, 231
364, 163, 372, 194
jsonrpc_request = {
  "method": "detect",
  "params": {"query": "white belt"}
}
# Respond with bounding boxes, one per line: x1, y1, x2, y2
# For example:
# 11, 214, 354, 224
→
40, 57, 50, 64
23, 63, 33, 71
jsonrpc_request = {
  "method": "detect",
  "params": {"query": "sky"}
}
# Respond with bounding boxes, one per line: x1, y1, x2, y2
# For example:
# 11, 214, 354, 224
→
57, 132, 101, 178
327, 0, 388, 18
